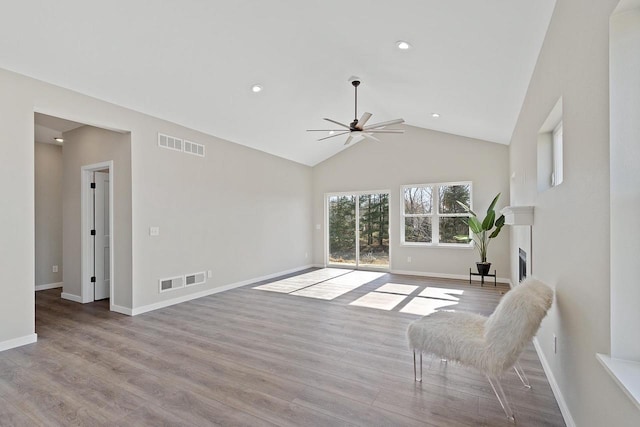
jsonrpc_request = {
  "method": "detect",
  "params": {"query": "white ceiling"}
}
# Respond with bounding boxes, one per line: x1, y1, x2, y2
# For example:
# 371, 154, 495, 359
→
1, 0, 556, 166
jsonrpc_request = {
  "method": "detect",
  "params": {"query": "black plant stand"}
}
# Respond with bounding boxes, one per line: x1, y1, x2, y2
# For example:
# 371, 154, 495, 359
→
469, 268, 497, 287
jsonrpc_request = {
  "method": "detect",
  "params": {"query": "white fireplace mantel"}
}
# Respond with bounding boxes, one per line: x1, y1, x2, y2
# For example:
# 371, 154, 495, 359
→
501, 206, 534, 226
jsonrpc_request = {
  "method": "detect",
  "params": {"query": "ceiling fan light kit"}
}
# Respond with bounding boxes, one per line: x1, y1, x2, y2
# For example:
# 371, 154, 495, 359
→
307, 79, 404, 146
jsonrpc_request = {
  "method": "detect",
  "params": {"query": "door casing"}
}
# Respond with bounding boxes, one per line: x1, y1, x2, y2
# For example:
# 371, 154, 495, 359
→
81, 161, 115, 308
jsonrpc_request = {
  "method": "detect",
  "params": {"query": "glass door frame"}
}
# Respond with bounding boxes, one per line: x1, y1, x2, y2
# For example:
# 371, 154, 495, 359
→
324, 190, 391, 271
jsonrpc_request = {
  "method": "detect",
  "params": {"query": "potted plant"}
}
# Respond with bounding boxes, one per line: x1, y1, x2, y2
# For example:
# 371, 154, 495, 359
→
455, 193, 505, 276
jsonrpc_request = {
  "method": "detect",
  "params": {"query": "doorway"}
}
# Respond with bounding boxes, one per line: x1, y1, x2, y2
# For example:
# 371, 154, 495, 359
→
326, 191, 390, 270
81, 162, 114, 303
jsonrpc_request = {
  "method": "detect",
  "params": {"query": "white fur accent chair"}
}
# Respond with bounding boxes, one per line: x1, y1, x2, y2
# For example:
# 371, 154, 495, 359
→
407, 277, 553, 422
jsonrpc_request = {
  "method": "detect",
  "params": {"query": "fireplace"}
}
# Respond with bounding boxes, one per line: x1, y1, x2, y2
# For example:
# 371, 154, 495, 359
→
519, 248, 527, 282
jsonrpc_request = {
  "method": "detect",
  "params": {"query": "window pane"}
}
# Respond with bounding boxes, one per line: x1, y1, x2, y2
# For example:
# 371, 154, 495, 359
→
404, 187, 432, 214
328, 195, 356, 265
405, 217, 432, 243
439, 184, 471, 214
439, 217, 470, 244
359, 194, 389, 267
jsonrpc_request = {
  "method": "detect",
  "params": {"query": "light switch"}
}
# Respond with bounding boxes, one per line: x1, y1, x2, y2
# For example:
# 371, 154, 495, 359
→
149, 226, 160, 236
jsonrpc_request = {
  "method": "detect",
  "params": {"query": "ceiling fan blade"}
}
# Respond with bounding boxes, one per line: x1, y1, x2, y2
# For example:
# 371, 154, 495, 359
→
362, 133, 380, 142
343, 135, 354, 146
306, 129, 350, 132
363, 118, 405, 130
367, 129, 405, 133
317, 131, 350, 141
323, 118, 351, 129
355, 112, 372, 130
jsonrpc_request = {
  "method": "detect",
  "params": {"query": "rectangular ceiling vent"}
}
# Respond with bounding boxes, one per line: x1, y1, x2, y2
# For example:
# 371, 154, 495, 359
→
158, 133, 183, 152
159, 276, 185, 293
185, 272, 206, 287
184, 140, 205, 157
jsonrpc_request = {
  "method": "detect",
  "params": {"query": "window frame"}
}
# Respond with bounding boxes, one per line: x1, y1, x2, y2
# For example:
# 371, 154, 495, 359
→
400, 181, 473, 248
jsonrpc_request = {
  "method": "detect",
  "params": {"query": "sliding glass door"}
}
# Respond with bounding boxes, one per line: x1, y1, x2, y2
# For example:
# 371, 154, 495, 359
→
327, 192, 389, 269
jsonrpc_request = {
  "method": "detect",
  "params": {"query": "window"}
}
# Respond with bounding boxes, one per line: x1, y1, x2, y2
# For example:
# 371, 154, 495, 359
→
537, 97, 563, 192
401, 182, 472, 246
551, 122, 563, 186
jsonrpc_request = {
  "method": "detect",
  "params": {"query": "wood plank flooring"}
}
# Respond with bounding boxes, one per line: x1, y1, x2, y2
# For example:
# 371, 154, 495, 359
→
0, 270, 566, 426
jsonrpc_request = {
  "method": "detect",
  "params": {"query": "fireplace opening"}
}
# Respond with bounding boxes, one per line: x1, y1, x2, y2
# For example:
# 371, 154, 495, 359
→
519, 248, 527, 282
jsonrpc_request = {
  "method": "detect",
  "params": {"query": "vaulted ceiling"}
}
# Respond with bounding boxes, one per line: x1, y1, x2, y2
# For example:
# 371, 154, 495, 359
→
0, 0, 556, 165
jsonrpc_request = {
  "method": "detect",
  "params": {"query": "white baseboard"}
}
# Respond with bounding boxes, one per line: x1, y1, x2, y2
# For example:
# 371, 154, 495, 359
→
131, 264, 316, 316
390, 269, 511, 285
0, 333, 37, 353
61, 292, 82, 303
110, 304, 133, 316
533, 337, 576, 427
35, 282, 63, 291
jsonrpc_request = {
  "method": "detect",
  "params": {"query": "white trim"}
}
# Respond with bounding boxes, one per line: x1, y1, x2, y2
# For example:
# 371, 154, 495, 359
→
390, 269, 511, 285
0, 333, 37, 353
35, 282, 63, 291
61, 292, 83, 303
596, 353, 640, 411
132, 265, 316, 316
533, 338, 576, 427
81, 161, 116, 309
111, 304, 133, 316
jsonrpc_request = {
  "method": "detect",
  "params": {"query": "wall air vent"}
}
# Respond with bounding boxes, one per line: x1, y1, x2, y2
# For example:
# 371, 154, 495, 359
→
159, 276, 185, 293
184, 140, 205, 157
158, 133, 183, 152
185, 272, 206, 286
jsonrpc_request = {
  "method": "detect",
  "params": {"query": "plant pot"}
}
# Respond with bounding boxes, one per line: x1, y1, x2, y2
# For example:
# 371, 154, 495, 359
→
476, 262, 491, 276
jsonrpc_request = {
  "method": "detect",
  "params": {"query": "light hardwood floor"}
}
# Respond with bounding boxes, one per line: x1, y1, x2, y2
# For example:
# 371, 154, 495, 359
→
0, 270, 565, 426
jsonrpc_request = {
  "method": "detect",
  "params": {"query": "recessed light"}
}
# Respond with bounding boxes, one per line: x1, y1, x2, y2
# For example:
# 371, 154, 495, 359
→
54, 137, 64, 143
251, 84, 262, 93
431, 113, 440, 118
396, 40, 411, 50
329, 131, 335, 135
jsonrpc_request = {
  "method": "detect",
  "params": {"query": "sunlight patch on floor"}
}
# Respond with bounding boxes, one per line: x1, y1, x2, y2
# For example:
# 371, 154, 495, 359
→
253, 268, 352, 293
291, 271, 386, 300
291, 282, 362, 300
325, 270, 385, 286
418, 287, 464, 301
349, 292, 407, 310
376, 283, 418, 295
400, 297, 458, 315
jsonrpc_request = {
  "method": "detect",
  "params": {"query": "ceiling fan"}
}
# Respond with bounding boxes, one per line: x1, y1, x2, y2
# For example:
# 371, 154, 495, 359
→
307, 78, 404, 146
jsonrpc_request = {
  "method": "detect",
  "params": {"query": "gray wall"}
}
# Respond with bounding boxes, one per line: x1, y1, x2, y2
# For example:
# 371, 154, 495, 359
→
34, 142, 63, 287
132, 121, 313, 308
62, 126, 132, 308
312, 125, 510, 279
508, 0, 640, 425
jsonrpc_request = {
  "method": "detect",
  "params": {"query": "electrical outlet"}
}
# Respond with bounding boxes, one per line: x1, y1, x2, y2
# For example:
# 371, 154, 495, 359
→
553, 334, 557, 354
207, 270, 212, 278
149, 226, 160, 236
407, 256, 412, 263
52, 265, 58, 273
305, 252, 308, 258
315, 224, 321, 230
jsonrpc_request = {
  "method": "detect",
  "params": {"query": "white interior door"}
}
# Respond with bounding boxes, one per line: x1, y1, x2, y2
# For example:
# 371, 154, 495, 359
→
94, 171, 110, 300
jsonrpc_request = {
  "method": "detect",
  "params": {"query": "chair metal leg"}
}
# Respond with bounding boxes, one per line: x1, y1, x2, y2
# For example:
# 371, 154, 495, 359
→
513, 361, 531, 389
487, 375, 515, 422
413, 350, 422, 382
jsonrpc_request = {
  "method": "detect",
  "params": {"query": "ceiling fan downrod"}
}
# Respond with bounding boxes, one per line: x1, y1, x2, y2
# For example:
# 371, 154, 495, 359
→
351, 80, 361, 130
